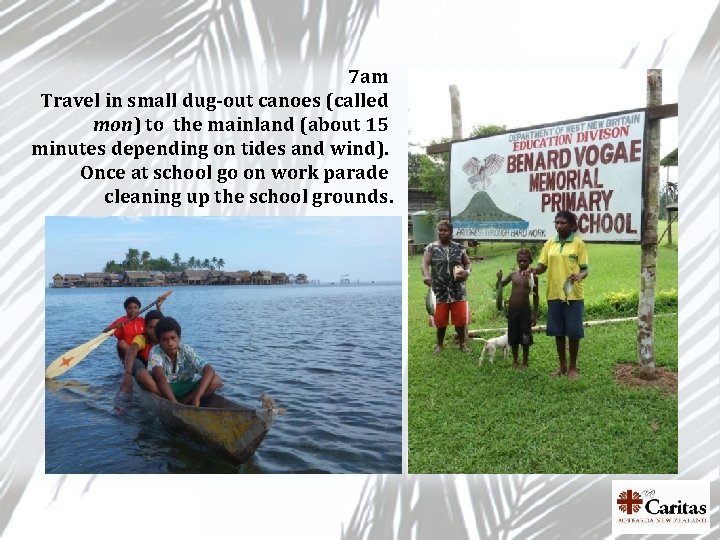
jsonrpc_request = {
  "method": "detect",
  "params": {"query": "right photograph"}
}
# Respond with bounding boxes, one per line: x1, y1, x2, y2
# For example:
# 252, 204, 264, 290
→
407, 69, 678, 474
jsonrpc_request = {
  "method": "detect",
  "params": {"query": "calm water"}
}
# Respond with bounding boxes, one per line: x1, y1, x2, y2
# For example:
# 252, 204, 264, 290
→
45, 284, 402, 473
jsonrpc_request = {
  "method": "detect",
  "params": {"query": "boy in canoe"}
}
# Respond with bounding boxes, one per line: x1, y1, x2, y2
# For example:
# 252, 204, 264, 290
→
119, 309, 164, 394
103, 292, 169, 360
147, 317, 223, 406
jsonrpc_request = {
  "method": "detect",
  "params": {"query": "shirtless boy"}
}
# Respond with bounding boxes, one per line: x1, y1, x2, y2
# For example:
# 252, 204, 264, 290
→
496, 248, 539, 369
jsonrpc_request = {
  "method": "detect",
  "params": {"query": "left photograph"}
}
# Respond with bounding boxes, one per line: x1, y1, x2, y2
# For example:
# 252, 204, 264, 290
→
45, 216, 402, 474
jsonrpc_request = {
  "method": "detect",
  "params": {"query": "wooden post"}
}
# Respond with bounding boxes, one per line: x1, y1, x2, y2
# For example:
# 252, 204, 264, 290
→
666, 167, 673, 246
449, 85, 462, 140
665, 167, 672, 246
449, 84, 469, 342
638, 70, 661, 380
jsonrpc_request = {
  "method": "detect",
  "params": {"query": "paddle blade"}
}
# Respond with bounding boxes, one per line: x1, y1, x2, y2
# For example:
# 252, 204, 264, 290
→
45, 330, 115, 379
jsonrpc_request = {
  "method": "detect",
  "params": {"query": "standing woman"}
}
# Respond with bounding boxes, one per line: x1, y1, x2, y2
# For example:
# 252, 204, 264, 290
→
421, 219, 471, 353
530, 211, 588, 380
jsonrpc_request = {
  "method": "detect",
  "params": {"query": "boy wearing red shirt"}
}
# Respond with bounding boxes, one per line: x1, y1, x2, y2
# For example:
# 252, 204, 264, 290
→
104, 294, 167, 360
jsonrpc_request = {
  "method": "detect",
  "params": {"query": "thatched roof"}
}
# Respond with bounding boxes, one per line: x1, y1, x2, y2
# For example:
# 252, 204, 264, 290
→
123, 271, 152, 278
660, 148, 678, 167
182, 270, 210, 278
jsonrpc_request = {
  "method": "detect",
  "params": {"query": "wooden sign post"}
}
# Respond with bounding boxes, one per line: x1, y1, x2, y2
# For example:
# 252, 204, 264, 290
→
638, 69, 662, 380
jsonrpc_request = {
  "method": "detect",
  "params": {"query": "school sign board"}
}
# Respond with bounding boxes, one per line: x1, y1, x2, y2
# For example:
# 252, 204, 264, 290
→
450, 109, 646, 242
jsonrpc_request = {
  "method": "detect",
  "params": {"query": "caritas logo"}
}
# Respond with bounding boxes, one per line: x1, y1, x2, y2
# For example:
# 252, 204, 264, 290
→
616, 489, 643, 514
611, 480, 710, 535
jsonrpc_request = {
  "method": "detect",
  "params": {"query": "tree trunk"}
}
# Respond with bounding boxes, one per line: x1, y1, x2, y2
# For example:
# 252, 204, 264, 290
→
666, 167, 673, 246
449, 85, 462, 140
449, 85, 468, 343
638, 70, 661, 380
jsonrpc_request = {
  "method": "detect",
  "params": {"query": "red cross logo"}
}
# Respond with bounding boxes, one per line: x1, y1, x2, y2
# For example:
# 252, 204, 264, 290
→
617, 489, 643, 514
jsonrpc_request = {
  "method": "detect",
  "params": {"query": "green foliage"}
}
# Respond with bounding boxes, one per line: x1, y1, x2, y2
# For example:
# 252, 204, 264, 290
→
413, 139, 451, 209
408, 235, 678, 474
525, 241, 542, 260
103, 260, 124, 273
408, 151, 423, 188
586, 289, 677, 318
143, 256, 173, 271
605, 291, 637, 310
469, 123, 507, 138
103, 250, 226, 272
123, 248, 140, 270
656, 288, 679, 311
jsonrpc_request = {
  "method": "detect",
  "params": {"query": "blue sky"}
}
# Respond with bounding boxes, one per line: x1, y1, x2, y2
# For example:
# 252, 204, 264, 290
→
45, 216, 401, 284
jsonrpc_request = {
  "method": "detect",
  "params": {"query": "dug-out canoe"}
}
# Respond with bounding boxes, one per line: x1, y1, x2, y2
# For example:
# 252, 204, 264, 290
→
135, 384, 278, 464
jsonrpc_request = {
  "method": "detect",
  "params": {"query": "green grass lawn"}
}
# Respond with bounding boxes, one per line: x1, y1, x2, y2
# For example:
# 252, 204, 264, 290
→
408, 228, 678, 474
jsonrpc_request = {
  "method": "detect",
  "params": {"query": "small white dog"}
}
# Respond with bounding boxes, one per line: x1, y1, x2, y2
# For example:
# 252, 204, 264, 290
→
476, 333, 510, 366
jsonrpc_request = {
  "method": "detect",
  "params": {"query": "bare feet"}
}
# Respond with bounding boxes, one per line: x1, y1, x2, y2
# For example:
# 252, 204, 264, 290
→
550, 369, 567, 378
567, 369, 580, 380
512, 362, 520, 369
433, 345, 443, 355
519, 363, 528, 370
458, 344, 470, 353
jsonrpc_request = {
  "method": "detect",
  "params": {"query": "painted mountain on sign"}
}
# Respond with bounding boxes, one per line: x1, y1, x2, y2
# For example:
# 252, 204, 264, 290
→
453, 191, 525, 223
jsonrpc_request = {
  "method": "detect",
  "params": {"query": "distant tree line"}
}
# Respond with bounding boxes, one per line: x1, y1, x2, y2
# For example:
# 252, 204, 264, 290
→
103, 248, 226, 273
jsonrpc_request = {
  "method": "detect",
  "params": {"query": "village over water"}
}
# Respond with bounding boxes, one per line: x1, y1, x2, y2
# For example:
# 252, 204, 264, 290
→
51, 270, 311, 288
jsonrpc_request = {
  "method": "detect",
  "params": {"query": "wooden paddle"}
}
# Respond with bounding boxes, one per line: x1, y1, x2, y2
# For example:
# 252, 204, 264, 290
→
45, 290, 172, 379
